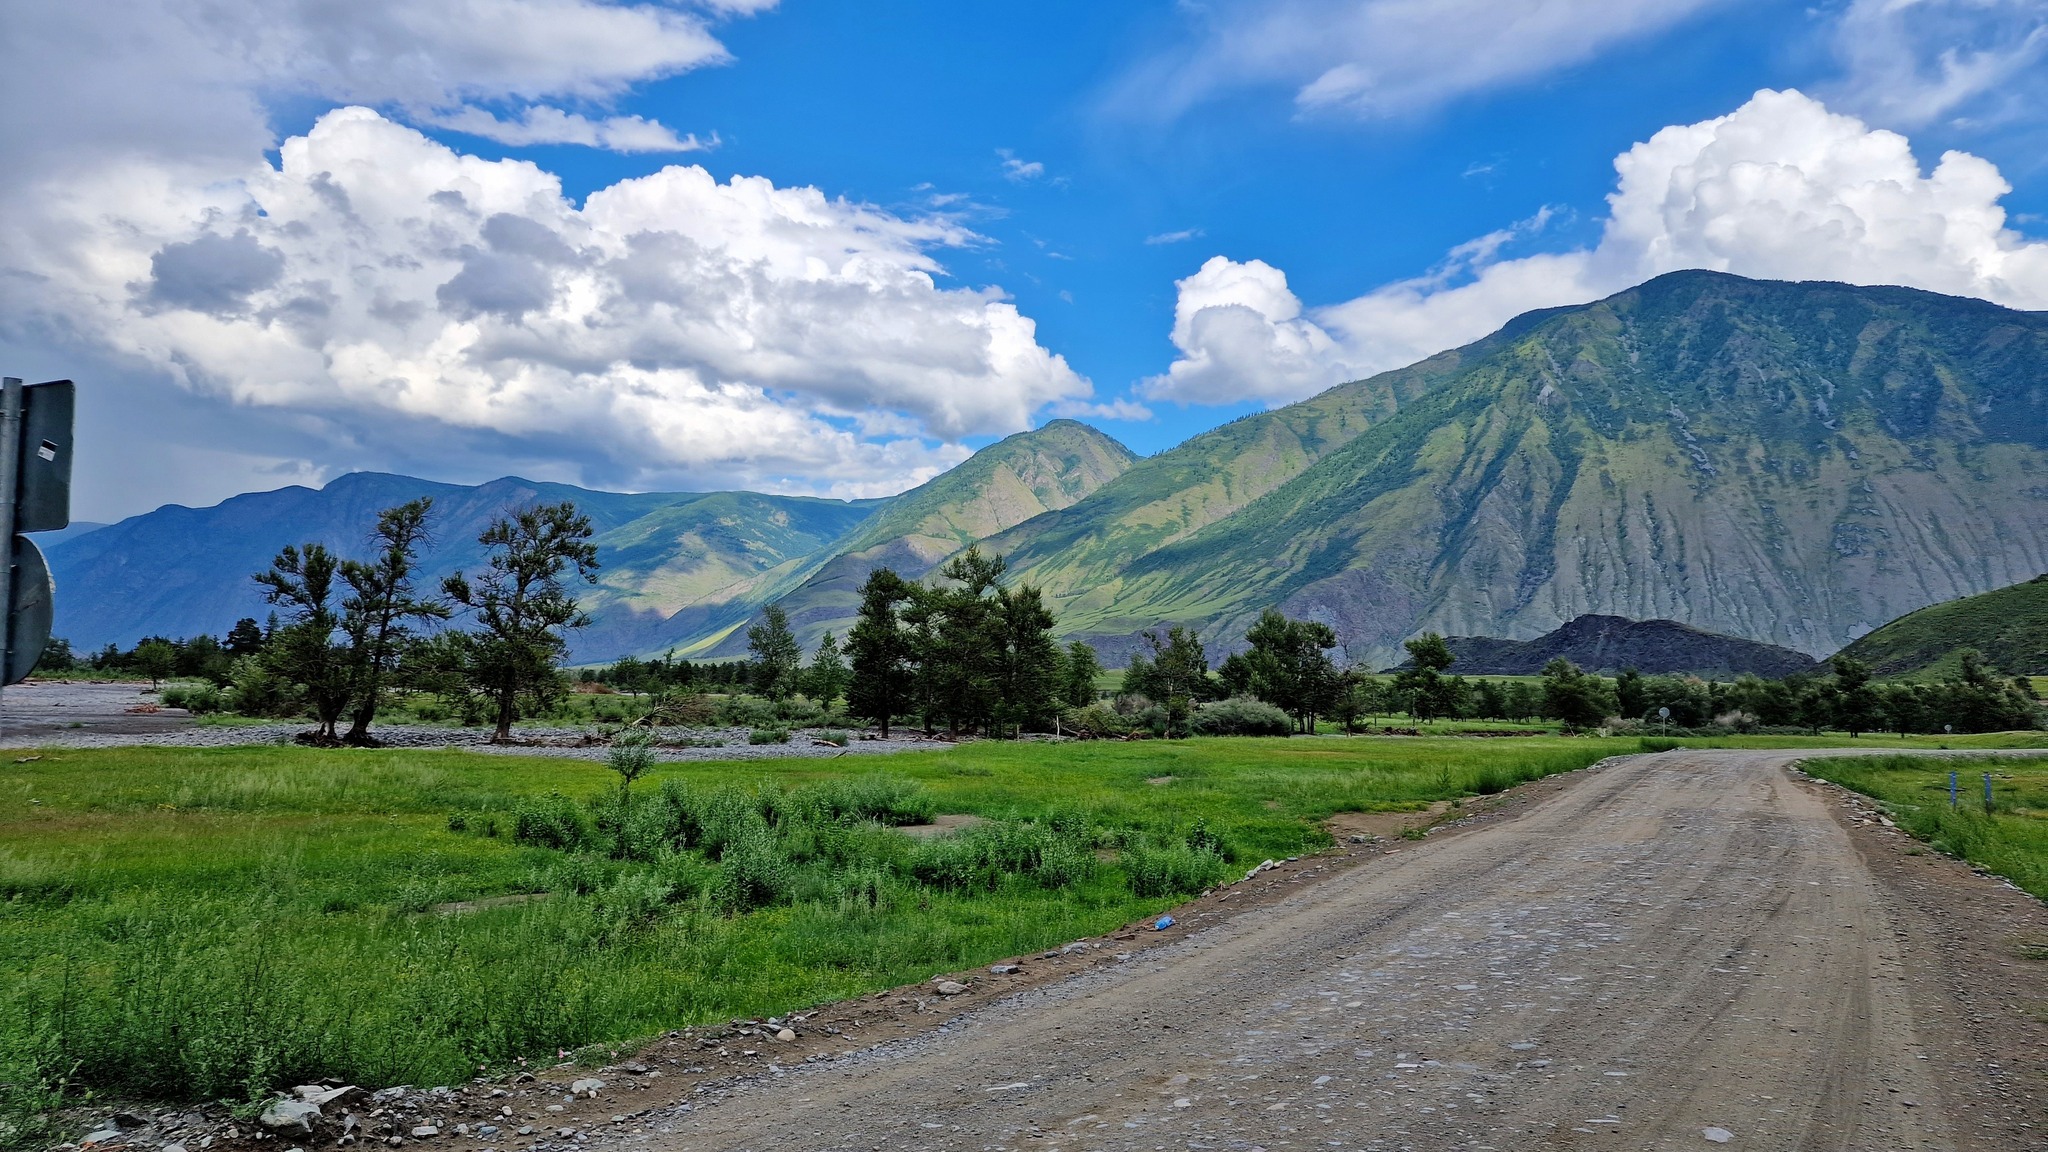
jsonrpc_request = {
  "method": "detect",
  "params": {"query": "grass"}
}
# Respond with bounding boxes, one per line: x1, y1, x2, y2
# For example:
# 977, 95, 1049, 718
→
0, 734, 1652, 1114
1800, 753, 2048, 900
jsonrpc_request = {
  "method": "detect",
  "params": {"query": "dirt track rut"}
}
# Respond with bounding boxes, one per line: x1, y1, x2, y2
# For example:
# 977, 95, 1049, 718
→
651, 749, 2048, 1151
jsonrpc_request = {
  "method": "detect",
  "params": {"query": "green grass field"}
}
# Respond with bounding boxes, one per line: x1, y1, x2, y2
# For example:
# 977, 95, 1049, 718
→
1, 729, 2040, 1127
1799, 753, 2048, 900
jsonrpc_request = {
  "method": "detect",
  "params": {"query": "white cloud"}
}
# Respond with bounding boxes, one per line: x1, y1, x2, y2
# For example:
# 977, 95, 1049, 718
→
1145, 228, 1205, 245
1830, 0, 2048, 129
1117, 0, 1729, 120
999, 149, 1047, 182
1146, 89, 2048, 405
430, 106, 716, 153
1141, 257, 1352, 405
9, 107, 1094, 499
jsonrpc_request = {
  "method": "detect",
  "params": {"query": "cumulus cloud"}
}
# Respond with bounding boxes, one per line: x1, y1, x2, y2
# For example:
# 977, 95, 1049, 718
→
1116, 0, 1730, 120
12, 108, 1093, 497
1146, 89, 2048, 405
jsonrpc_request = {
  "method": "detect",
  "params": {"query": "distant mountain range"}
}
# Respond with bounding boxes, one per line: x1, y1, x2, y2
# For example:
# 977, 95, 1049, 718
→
48, 270, 2048, 667
1417, 614, 1819, 679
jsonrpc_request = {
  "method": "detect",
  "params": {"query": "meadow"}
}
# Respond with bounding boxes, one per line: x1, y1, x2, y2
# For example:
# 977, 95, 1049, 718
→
2, 729, 2041, 1129
1799, 753, 2048, 900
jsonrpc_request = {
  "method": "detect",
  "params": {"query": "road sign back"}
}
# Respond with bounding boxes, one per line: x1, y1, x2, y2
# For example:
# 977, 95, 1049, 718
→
17, 380, 73, 534
5, 534, 51, 685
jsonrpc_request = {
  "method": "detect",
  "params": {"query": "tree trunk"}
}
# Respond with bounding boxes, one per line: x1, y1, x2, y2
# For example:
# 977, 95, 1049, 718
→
493, 690, 516, 743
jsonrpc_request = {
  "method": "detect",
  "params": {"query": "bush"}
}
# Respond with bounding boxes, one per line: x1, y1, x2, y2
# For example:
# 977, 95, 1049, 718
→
907, 820, 1093, 892
816, 729, 851, 747
1639, 737, 1683, 753
1060, 702, 1131, 739
1191, 697, 1292, 737
160, 681, 225, 715
223, 656, 297, 717
713, 826, 793, 912
716, 695, 780, 728
749, 727, 791, 745
1121, 838, 1231, 897
512, 792, 592, 852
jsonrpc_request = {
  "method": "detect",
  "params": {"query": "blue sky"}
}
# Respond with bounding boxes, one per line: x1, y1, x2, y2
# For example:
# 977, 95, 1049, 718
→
5, 0, 2048, 518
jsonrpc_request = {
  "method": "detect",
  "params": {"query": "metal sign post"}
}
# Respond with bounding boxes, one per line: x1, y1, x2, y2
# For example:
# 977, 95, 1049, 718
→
0, 376, 75, 728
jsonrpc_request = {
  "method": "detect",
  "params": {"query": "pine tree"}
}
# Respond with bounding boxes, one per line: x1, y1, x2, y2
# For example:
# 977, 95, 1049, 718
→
804, 630, 850, 705
339, 498, 447, 744
846, 568, 917, 737
1059, 640, 1101, 709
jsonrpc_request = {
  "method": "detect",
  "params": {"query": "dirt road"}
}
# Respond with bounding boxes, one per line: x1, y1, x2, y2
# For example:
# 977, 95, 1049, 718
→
655, 750, 2045, 1151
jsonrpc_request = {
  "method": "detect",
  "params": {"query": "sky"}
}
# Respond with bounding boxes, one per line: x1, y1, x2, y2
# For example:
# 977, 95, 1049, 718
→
4, 0, 2048, 522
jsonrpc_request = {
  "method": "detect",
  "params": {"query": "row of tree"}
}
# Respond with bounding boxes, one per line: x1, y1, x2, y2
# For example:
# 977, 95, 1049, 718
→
250, 499, 598, 743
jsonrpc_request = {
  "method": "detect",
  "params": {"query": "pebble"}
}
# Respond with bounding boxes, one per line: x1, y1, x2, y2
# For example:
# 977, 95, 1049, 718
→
570, 1078, 605, 1096
775, 1028, 796, 1041
989, 964, 1021, 975
410, 1126, 438, 1139
1703, 1127, 1734, 1143
933, 980, 969, 996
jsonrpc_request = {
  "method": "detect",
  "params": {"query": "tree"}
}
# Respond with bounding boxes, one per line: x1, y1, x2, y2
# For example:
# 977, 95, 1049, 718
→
922, 547, 1008, 735
996, 585, 1062, 734
224, 617, 267, 657
1393, 633, 1460, 723
1131, 625, 1208, 737
1059, 640, 1101, 709
133, 638, 177, 690
804, 631, 850, 705
1829, 655, 1882, 738
339, 499, 447, 744
1541, 658, 1615, 731
1331, 669, 1385, 732
608, 728, 658, 808
747, 604, 803, 700
1614, 667, 1647, 720
441, 502, 600, 742
255, 544, 352, 739
1241, 609, 1340, 733
846, 567, 917, 737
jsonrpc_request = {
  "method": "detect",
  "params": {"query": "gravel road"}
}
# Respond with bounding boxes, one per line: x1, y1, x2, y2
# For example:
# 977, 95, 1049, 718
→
652, 749, 2044, 1151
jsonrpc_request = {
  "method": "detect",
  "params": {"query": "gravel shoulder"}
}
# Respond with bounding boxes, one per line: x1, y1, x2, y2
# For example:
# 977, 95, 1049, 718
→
614, 748, 2045, 1151
0, 680, 951, 761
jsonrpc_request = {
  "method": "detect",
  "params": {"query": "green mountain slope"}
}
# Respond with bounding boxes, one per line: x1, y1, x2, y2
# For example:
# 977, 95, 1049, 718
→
1834, 575, 2048, 677
1020, 271, 2048, 665
698, 420, 1137, 656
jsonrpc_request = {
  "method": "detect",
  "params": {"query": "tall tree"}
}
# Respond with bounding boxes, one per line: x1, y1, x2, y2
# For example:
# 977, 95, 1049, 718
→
1242, 609, 1340, 733
255, 544, 351, 739
996, 584, 1062, 735
339, 499, 447, 745
925, 546, 1008, 736
846, 568, 917, 737
1059, 640, 1101, 710
1135, 625, 1209, 738
441, 502, 599, 742
1393, 633, 1460, 724
804, 630, 850, 705
747, 604, 803, 700
1829, 655, 1882, 738
1540, 658, 1615, 731
133, 638, 178, 692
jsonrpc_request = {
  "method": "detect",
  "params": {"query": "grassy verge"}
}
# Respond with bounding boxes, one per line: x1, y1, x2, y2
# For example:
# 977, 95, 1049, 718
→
0, 735, 1645, 1114
1799, 754, 2048, 900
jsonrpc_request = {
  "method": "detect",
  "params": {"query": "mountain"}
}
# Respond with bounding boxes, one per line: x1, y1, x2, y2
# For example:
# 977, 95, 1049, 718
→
47, 472, 876, 659
47, 421, 1135, 663
1833, 574, 2048, 678
700, 419, 1138, 656
1420, 614, 1820, 678
1002, 271, 2048, 666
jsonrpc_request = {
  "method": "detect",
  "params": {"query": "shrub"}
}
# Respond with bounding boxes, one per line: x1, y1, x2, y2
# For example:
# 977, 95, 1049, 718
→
907, 820, 1092, 892
716, 695, 780, 728
1191, 697, 1292, 737
161, 681, 225, 715
1639, 737, 1683, 753
816, 729, 851, 747
713, 826, 793, 913
512, 792, 592, 852
1121, 838, 1231, 897
1060, 702, 1131, 739
749, 727, 791, 745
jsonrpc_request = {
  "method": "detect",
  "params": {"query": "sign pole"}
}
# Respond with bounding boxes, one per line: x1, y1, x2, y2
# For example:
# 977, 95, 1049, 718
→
0, 378, 21, 728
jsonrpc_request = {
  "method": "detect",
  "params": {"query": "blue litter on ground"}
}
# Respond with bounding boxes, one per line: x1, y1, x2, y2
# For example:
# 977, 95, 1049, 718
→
1154, 915, 1175, 930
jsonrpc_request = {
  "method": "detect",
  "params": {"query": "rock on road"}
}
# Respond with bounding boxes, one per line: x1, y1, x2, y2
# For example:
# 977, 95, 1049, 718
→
661, 750, 2044, 1151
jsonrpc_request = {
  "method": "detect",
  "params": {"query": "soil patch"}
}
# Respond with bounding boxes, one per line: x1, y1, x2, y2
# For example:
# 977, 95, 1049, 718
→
1322, 799, 1453, 841
895, 813, 987, 841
